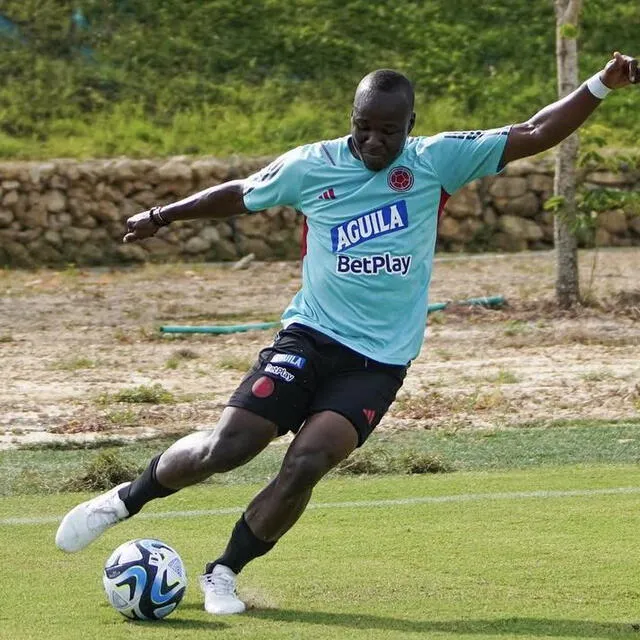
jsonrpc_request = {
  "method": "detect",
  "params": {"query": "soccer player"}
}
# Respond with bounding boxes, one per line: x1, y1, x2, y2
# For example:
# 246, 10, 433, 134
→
56, 53, 638, 615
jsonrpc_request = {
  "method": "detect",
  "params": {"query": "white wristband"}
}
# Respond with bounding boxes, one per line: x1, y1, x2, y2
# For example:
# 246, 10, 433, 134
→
585, 73, 611, 99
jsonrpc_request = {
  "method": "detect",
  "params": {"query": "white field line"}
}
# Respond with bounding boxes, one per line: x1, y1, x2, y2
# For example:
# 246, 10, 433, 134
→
2, 486, 640, 526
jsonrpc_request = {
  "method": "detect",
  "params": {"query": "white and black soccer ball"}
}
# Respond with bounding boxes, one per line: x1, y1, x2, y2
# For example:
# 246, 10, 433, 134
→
103, 538, 187, 620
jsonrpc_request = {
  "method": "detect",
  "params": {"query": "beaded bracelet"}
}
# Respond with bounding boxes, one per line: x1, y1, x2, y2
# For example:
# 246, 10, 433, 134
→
149, 206, 171, 227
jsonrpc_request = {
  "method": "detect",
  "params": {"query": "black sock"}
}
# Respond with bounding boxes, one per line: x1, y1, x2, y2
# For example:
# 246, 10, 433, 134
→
118, 454, 178, 516
206, 514, 276, 575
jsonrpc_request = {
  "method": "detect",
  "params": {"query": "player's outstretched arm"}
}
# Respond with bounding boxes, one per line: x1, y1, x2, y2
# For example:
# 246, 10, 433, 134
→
123, 179, 249, 244
501, 52, 638, 165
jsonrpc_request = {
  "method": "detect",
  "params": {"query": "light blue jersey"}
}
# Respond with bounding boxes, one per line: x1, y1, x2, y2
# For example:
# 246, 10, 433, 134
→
243, 129, 509, 365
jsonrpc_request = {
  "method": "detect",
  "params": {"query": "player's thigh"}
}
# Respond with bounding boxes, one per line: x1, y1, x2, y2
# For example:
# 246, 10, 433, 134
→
225, 326, 320, 437
310, 364, 407, 446
157, 407, 278, 480
275, 410, 359, 487
291, 410, 358, 465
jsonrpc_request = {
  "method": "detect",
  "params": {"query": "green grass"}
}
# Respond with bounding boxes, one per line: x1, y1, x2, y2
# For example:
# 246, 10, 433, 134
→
2, 466, 640, 639
3, 0, 640, 160
97, 384, 176, 405
165, 348, 200, 370
50, 356, 97, 371
489, 369, 520, 385
219, 356, 255, 372
3, 420, 640, 497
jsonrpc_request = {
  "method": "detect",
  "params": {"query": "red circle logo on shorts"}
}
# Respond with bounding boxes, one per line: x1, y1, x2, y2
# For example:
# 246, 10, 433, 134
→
252, 376, 275, 399
387, 166, 414, 192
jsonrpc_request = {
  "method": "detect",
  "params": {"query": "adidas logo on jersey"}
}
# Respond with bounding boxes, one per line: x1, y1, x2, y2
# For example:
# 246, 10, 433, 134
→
318, 188, 336, 200
331, 200, 408, 252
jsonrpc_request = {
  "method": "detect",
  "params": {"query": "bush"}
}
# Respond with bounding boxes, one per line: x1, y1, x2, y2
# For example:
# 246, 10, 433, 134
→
62, 450, 143, 492
99, 383, 175, 404
397, 451, 454, 474
336, 446, 395, 475
336, 446, 455, 475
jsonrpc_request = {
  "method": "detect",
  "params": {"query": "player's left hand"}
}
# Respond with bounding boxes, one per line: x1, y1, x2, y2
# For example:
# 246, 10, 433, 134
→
601, 51, 639, 89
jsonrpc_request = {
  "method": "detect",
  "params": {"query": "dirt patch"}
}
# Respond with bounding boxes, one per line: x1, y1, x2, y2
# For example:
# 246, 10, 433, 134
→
1, 249, 638, 448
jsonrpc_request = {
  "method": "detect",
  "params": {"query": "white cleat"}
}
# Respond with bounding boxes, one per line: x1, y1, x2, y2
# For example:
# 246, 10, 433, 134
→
55, 482, 130, 553
199, 564, 246, 615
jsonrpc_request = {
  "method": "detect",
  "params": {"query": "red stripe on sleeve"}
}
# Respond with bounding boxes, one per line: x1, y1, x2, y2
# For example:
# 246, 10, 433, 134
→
437, 187, 450, 220
301, 215, 308, 259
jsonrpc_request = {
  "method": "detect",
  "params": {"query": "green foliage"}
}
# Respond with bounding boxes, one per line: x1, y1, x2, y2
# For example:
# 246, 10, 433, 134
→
543, 127, 640, 244
337, 446, 394, 475
219, 356, 254, 372
490, 369, 519, 385
396, 450, 454, 474
545, 137, 640, 244
336, 446, 455, 475
61, 450, 143, 491
579, 189, 640, 217
503, 319, 531, 336
559, 23, 579, 39
543, 195, 566, 214
1, 0, 639, 157
98, 383, 175, 404
105, 407, 137, 426
165, 347, 198, 369
51, 356, 96, 371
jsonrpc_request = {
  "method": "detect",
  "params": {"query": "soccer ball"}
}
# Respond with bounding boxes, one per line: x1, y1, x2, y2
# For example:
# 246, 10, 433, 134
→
103, 538, 187, 620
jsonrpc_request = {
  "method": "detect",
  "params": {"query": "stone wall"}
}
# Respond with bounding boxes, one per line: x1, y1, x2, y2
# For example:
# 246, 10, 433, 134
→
440, 156, 640, 252
0, 155, 638, 267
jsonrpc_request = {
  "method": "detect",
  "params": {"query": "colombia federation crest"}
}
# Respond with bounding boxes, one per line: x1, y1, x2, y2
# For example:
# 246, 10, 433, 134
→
387, 166, 414, 192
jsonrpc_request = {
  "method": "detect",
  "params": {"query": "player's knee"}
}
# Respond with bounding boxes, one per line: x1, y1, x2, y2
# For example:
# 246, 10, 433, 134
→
196, 429, 243, 472
200, 420, 273, 473
195, 408, 277, 473
279, 449, 336, 492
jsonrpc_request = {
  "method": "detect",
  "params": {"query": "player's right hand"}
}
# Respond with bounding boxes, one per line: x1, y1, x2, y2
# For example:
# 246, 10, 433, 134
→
601, 51, 639, 89
123, 210, 159, 243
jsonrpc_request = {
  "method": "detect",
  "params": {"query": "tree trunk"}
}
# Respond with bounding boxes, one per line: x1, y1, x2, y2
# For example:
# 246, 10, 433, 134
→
553, 0, 582, 308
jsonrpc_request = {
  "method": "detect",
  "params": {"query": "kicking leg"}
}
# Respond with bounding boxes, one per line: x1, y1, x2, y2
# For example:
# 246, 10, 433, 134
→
200, 411, 357, 614
245, 410, 357, 540
55, 407, 277, 553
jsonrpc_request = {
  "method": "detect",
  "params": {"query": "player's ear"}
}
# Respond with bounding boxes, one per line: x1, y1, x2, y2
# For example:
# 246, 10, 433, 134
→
408, 112, 416, 134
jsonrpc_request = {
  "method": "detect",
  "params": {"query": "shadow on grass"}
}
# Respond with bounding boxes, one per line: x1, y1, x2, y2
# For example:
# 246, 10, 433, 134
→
126, 610, 229, 631
249, 609, 640, 638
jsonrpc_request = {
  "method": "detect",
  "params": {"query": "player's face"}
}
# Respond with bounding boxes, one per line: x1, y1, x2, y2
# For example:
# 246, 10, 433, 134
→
350, 91, 415, 172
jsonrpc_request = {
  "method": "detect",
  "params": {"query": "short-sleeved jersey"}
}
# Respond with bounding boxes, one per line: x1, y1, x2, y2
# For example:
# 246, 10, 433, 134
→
243, 129, 509, 365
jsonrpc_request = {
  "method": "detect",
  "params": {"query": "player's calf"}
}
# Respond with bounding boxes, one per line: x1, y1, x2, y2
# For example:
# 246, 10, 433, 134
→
55, 409, 278, 553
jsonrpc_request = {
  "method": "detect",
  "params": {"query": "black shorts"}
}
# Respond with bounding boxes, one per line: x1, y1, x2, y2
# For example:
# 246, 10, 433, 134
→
227, 323, 407, 446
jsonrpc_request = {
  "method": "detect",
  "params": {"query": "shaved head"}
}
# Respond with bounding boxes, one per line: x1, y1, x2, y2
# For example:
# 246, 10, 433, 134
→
355, 69, 415, 111
350, 69, 416, 171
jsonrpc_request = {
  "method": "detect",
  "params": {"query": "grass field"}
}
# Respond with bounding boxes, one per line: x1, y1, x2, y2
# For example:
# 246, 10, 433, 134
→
3, 466, 640, 639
